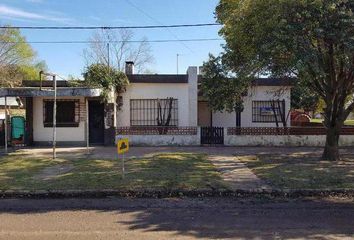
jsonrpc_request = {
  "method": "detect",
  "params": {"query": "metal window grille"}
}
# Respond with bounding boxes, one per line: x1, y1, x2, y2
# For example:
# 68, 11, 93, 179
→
43, 99, 80, 127
252, 100, 285, 123
130, 99, 178, 126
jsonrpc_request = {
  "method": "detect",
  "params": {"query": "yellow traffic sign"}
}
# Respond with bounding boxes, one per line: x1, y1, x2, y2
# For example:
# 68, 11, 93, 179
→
117, 138, 129, 154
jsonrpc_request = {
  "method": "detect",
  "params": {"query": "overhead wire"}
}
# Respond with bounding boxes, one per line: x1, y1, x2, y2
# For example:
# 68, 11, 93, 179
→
0, 38, 223, 44
124, 0, 198, 53
0, 23, 220, 30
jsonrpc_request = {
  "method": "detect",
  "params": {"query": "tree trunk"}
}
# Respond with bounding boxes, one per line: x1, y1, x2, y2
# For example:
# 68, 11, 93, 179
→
322, 126, 341, 161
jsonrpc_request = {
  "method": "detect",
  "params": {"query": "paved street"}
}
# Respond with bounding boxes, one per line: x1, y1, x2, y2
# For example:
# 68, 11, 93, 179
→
0, 197, 353, 240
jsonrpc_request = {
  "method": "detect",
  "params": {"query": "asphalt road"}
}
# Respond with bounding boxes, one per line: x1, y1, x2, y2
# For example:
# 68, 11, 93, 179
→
0, 197, 353, 240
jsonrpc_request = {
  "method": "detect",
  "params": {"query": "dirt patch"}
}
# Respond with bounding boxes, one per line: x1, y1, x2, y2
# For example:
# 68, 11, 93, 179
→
34, 164, 74, 181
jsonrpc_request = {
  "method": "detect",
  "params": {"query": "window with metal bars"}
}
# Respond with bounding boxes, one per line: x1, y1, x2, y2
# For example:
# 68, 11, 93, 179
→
130, 99, 178, 126
252, 100, 285, 123
43, 99, 80, 127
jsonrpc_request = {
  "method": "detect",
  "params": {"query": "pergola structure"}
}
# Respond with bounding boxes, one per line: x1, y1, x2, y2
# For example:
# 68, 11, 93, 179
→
0, 85, 102, 155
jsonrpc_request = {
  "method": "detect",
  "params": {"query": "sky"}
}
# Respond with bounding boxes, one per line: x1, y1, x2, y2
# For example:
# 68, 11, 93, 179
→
0, 0, 224, 78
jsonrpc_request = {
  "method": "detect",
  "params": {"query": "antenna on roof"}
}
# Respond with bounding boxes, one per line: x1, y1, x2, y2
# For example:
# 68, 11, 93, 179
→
177, 54, 179, 75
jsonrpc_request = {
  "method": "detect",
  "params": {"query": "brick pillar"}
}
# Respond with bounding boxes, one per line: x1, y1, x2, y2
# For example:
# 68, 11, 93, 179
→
187, 66, 198, 127
25, 97, 33, 146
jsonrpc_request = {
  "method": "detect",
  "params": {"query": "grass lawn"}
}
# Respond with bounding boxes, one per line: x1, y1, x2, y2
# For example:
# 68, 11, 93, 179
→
238, 153, 354, 190
0, 152, 227, 191
311, 119, 354, 126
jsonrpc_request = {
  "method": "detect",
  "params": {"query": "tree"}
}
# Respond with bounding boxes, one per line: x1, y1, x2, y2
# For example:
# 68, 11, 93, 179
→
156, 98, 174, 134
83, 29, 153, 73
291, 80, 321, 113
0, 26, 47, 86
201, 54, 249, 114
83, 63, 129, 102
201, 55, 289, 128
215, 0, 354, 161
0, 27, 34, 66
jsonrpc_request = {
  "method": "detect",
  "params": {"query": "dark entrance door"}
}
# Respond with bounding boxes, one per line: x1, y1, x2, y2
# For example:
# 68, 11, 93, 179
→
236, 111, 241, 127
0, 120, 4, 146
89, 100, 104, 144
201, 127, 224, 145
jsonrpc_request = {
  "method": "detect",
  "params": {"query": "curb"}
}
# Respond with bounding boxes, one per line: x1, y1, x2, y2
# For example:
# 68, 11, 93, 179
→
1, 189, 354, 199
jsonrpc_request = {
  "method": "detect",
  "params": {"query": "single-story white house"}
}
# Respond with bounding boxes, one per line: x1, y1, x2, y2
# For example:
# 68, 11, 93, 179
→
3, 61, 352, 147
118, 62, 292, 129
0, 62, 293, 146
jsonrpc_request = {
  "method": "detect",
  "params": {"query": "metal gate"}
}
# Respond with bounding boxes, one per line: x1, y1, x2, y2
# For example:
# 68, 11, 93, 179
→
201, 127, 224, 145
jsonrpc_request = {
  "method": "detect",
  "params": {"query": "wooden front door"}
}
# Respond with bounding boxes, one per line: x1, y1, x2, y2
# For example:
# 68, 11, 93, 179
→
89, 100, 104, 144
198, 101, 212, 127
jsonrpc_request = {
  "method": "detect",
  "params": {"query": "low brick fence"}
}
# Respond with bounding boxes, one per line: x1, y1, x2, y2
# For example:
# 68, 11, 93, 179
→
116, 126, 198, 135
115, 126, 354, 147
227, 127, 354, 136
116, 126, 200, 146
225, 127, 354, 147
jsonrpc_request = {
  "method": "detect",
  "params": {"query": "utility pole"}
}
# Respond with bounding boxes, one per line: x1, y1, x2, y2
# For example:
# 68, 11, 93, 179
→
40, 71, 57, 159
52, 74, 57, 159
107, 42, 110, 69
4, 96, 7, 154
86, 98, 89, 155
177, 54, 179, 75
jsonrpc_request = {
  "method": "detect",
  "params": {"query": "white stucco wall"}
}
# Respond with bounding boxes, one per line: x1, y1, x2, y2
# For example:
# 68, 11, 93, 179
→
33, 96, 86, 143
188, 67, 198, 126
117, 82, 192, 127
212, 86, 291, 127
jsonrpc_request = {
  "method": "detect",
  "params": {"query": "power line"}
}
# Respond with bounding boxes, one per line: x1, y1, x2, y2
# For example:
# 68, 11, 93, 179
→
0, 38, 224, 44
0, 23, 220, 30
124, 0, 196, 53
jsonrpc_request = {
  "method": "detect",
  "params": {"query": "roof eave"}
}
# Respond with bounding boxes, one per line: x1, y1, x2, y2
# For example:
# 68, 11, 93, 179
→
0, 88, 102, 97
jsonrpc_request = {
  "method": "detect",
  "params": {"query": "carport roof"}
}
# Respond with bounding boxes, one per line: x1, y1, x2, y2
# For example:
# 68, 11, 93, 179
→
0, 87, 102, 97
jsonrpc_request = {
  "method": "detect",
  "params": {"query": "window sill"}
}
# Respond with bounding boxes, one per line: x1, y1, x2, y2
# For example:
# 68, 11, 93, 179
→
44, 123, 79, 128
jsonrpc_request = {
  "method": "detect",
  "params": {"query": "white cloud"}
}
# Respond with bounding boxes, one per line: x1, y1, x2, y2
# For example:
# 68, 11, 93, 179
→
0, 4, 73, 23
26, 0, 43, 3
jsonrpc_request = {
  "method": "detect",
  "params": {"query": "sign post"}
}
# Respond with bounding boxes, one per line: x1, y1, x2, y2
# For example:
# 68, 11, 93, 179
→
117, 138, 129, 179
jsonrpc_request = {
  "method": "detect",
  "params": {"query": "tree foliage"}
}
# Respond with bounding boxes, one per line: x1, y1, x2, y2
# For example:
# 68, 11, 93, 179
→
291, 81, 321, 113
215, 0, 354, 161
201, 54, 249, 113
0, 26, 47, 86
83, 63, 129, 102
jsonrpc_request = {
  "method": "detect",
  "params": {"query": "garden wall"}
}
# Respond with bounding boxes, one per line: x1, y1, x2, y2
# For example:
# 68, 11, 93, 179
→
116, 127, 200, 146
225, 127, 354, 147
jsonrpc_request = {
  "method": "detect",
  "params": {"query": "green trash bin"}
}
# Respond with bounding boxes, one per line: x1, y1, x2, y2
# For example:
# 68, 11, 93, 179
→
11, 116, 25, 142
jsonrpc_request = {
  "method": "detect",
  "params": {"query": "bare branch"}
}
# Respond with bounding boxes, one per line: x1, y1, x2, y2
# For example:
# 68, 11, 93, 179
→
83, 29, 154, 73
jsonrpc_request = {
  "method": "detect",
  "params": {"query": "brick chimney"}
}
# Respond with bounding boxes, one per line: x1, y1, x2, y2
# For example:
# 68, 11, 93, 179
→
125, 61, 134, 75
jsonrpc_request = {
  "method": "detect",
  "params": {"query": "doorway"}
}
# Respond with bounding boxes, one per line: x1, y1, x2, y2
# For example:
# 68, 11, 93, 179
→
201, 127, 224, 145
198, 101, 212, 127
88, 100, 104, 144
